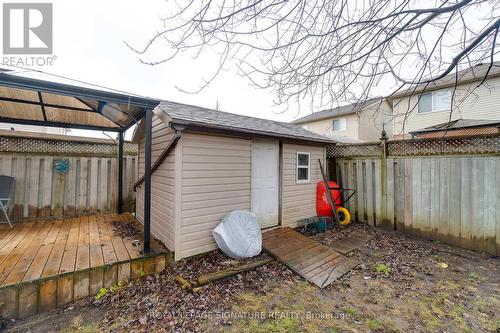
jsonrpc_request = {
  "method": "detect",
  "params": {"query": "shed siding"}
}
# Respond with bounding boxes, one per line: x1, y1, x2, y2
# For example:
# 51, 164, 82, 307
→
393, 76, 500, 137
178, 133, 251, 259
281, 143, 325, 227
136, 115, 176, 251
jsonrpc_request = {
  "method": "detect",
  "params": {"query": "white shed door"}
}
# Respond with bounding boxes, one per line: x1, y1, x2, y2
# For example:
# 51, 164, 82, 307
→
251, 140, 279, 228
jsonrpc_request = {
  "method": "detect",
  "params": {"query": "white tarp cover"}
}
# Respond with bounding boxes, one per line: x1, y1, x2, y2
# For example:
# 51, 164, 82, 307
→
212, 210, 262, 259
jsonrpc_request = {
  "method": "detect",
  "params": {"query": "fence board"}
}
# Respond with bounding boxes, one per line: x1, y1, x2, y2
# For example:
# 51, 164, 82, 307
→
329, 137, 500, 256
395, 160, 405, 230
448, 158, 461, 246
385, 158, 395, 229
355, 161, 365, 222
483, 157, 496, 254
460, 158, 472, 250
438, 158, 450, 242
374, 159, 382, 226
496, 157, 500, 256
0, 154, 136, 222
430, 158, 440, 238
471, 158, 484, 252
365, 160, 374, 226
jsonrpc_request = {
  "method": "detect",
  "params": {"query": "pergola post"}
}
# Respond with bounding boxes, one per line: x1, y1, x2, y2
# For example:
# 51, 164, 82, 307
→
117, 131, 124, 214
143, 108, 152, 254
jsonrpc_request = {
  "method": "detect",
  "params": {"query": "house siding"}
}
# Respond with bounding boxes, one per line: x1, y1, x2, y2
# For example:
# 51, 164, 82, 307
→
178, 132, 252, 259
136, 114, 176, 251
393, 76, 500, 137
357, 100, 393, 140
281, 143, 325, 228
298, 114, 359, 139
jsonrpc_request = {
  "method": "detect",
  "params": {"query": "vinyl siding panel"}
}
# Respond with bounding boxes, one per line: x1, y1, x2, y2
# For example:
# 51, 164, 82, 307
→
296, 114, 359, 138
393, 76, 500, 137
136, 114, 176, 251
281, 144, 325, 227
178, 133, 251, 259
357, 100, 393, 140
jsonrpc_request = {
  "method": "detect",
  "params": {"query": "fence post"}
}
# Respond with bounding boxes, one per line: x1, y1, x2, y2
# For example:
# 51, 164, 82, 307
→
379, 129, 389, 227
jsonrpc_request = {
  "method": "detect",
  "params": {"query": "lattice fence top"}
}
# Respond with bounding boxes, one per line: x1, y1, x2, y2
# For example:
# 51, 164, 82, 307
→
387, 135, 500, 156
327, 135, 500, 158
0, 135, 137, 156
326, 143, 381, 158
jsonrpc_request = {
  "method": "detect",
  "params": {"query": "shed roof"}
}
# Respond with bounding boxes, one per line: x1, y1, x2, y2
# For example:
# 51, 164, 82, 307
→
390, 61, 500, 100
410, 119, 500, 134
290, 98, 382, 125
0, 67, 160, 131
150, 100, 335, 144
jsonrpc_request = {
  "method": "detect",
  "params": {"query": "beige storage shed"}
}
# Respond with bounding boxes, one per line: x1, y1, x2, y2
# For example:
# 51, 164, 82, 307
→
133, 101, 334, 260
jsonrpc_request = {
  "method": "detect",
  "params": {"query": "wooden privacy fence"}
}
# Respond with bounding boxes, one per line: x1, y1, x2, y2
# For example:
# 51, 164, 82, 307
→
327, 135, 500, 256
0, 131, 138, 222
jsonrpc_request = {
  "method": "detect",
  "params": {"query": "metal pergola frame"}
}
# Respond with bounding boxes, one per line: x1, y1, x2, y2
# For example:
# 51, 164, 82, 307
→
0, 72, 160, 254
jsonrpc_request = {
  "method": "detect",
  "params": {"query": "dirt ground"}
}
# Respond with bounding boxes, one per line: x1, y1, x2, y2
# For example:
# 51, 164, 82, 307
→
5, 223, 500, 333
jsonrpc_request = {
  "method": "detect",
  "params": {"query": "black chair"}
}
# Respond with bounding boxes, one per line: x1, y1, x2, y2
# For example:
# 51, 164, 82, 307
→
0, 176, 14, 228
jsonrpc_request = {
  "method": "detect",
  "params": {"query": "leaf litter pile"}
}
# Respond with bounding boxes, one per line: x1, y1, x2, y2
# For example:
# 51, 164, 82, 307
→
8, 223, 499, 332
111, 219, 143, 240
88, 251, 299, 332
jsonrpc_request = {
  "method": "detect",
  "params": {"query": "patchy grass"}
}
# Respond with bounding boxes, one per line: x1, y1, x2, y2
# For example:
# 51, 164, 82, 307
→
373, 263, 391, 275
7, 223, 500, 333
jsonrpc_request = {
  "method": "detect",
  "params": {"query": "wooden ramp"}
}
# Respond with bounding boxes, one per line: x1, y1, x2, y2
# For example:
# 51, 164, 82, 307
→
329, 231, 373, 254
263, 227, 358, 288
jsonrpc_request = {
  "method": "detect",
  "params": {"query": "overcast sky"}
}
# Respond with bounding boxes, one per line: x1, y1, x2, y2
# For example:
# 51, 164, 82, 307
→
10, 0, 337, 138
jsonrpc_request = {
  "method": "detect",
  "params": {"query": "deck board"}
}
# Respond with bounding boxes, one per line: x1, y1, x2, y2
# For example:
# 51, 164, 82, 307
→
0, 214, 171, 320
263, 227, 358, 288
0, 213, 165, 287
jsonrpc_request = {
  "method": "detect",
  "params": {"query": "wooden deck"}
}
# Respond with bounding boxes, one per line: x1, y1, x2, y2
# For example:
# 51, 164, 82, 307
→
0, 214, 172, 319
263, 227, 358, 288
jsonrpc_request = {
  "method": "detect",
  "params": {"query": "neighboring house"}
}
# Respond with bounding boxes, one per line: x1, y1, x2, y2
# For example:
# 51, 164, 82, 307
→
0, 123, 70, 135
390, 62, 500, 139
132, 101, 334, 260
410, 119, 500, 139
290, 98, 393, 142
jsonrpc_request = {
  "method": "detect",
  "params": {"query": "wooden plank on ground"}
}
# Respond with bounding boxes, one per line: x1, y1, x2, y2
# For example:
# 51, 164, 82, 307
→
263, 227, 357, 288
329, 231, 373, 254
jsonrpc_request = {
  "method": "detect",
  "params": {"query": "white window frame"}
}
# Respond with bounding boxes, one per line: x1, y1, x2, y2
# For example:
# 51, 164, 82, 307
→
418, 89, 451, 114
332, 117, 347, 131
296, 152, 310, 184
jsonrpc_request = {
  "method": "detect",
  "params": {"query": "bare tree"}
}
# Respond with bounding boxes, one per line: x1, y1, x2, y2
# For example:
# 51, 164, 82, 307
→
127, 0, 500, 134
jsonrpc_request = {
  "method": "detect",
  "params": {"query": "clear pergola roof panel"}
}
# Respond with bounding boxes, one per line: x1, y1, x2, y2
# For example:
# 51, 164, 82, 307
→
0, 67, 160, 131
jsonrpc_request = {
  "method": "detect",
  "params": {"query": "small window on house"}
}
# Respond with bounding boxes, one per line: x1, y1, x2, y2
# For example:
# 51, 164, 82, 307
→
297, 152, 310, 183
418, 89, 451, 113
332, 118, 347, 131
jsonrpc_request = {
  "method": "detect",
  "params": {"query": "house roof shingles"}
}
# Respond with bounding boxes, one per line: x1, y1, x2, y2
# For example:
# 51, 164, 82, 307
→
390, 61, 500, 100
157, 101, 335, 144
410, 119, 500, 134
